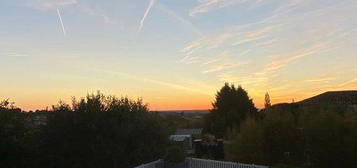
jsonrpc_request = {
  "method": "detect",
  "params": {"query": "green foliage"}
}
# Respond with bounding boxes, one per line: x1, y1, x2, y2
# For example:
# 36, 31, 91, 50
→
0, 93, 170, 168
205, 83, 257, 138
164, 146, 186, 163
226, 104, 357, 168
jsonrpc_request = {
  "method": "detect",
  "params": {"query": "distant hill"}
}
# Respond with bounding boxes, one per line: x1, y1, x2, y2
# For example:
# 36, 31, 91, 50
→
156, 110, 209, 114
297, 90, 357, 105
153, 110, 209, 120
264, 90, 357, 111
154, 110, 209, 114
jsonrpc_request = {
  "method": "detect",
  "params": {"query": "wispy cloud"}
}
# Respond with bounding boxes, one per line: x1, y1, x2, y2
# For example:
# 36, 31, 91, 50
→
180, 25, 274, 75
0, 51, 29, 58
201, 58, 221, 66
189, 0, 239, 17
94, 68, 211, 96
29, 0, 118, 34
179, 0, 357, 107
202, 61, 248, 74
218, 73, 268, 86
189, 0, 277, 17
338, 78, 357, 87
30, 0, 76, 36
264, 43, 328, 72
181, 24, 276, 59
77, 4, 117, 25
305, 77, 335, 83
156, 3, 203, 37
138, 0, 158, 33
56, 8, 66, 36
232, 26, 275, 46
29, 0, 78, 10
179, 55, 201, 64
181, 32, 233, 56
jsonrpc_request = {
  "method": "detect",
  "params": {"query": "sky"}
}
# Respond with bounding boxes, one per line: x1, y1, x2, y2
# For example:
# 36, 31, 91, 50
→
0, 0, 356, 111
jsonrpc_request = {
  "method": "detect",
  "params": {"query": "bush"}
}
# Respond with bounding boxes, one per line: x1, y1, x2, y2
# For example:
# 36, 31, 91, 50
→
164, 146, 186, 163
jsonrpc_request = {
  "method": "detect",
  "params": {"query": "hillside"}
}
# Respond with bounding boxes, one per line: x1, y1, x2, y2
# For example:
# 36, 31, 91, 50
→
265, 90, 357, 111
298, 90, 357, 105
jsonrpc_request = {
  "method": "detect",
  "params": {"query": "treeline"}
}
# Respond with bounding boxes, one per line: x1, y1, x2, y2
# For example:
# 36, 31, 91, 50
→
157, 113, 205, 134
2, 84, 357, 168
0, 93, 169, 168
204, 83, 357, 168
226, 104, 357, 168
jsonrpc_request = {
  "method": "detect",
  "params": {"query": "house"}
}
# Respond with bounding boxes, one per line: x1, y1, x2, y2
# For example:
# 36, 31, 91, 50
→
174, 128, 202, 138
169, 128, 203, 153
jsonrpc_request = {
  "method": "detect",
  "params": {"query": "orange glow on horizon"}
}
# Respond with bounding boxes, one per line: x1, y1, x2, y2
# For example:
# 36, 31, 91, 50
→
11, 94, 305, 111
6, 86, 356, 112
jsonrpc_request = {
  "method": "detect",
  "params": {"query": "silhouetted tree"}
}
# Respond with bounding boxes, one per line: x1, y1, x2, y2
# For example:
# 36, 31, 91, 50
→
265, 92, 271, 108
205, 83, 257, 138
0, 100, 28, 168
34, 92, 169, 168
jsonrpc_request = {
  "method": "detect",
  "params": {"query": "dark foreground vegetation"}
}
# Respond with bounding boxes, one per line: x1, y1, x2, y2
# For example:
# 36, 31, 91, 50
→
226, 103, 357, 168
0, 93, 169, 168
1, 85, 357, 168
204, 84, 357, 168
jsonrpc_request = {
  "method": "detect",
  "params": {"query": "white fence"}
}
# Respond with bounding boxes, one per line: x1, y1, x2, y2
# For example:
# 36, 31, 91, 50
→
133, 158, 268, 168
186, 158, 268, 168
134, 159, 163, 168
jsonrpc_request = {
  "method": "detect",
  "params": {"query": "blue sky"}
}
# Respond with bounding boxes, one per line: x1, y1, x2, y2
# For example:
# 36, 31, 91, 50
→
0, 0, 356, 110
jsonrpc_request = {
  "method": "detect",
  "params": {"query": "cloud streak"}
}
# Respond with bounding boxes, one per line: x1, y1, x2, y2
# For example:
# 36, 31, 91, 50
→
56, 8, 66, 36
94, 68, 211, 96
30, 0, 118, 29
189, 0, 274, 16
0, 51, 29, 58
264, 43, 328, 72
156, 3, 203, 37
139, 0, 157, 33
305, 77, 335, 83
202, 61, 248, 74
30, 0, 78, 10
189, 0, 239, 17
179, 0, 357, 108
338, 78, 357, 87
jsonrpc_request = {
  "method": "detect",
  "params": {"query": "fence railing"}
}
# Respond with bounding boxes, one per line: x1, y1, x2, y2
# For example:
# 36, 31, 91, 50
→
186, 158, 269, 168
134, 159, 164, 168
134, 158, 268, 168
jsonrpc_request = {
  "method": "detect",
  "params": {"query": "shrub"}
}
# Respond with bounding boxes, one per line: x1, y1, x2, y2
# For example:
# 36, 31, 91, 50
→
164, 146, 186, 163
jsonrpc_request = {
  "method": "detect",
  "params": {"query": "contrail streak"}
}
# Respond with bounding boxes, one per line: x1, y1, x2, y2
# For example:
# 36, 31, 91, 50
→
138, 0, 157, 33
56, 8, 66, 36
156, 3, 203, 37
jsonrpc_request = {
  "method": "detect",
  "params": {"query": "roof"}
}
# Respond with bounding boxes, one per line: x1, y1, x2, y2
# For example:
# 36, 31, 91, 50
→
169, 135, 191, 141
175, 128, 203, 135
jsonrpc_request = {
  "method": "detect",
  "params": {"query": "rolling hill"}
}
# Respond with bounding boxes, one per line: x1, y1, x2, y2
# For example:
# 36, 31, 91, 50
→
297, 90, 357, 105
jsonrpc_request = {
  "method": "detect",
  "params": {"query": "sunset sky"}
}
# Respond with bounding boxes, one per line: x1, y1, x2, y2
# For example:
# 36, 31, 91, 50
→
0, 0, 356, 111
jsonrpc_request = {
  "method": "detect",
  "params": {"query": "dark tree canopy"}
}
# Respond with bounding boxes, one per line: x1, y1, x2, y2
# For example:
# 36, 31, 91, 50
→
0, 100, 27, 168
205, 83, 257, 138
37, 93, 169, 168
0, 93, 170, 168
